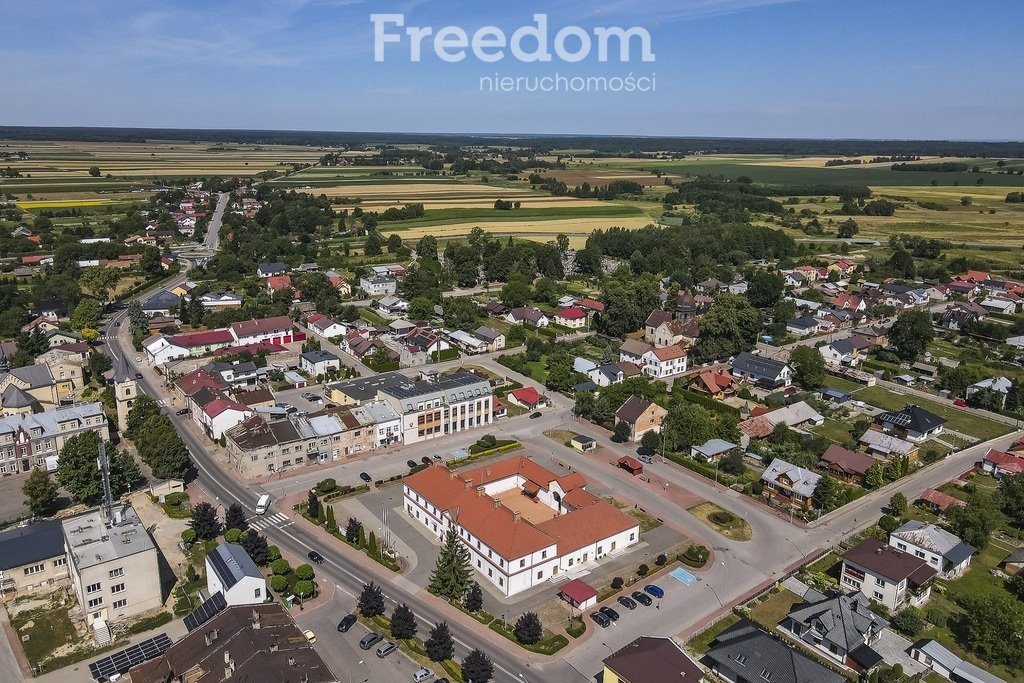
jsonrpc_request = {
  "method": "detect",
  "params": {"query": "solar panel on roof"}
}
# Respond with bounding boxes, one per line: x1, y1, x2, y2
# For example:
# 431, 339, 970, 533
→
207, 547, 239, 589
88, 633, 171, 681
183, 591, 227, 632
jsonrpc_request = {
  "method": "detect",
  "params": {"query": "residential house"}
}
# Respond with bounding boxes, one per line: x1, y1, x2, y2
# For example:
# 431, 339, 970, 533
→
820, 336, 869, 367
602, 636, 705, 683
554, 307, 587, 329
447, 330, 488, 355
202, 361, 259, 389
359, 275, 397, 297
731, 352, 792, 389
0, 520, 69, 595
819, 444, 876, 485
782, 270, 807, 288
840, 538, 936, 611
306, 314, 348, 340
761, 401, 825, 430
980, 448, 1024, 479
967, 376, 1012, 406
916, 488, 967, 516
980, 296, 1017, 315
233, 388, 276, 411
909, 639, 1006, 683
0, 364, 59, 413
173, 368, 230, 402
786, 316, 820, 337
484, 301, 509, 317
761, 457, 821, 508
474, 326, 505, 352
376, 295, 409, 317
650, 318, 699, 349
508, 387, 548, 411
690, 439, 738, 463
229, 316, 297, 346
35, 347, 85, 398
196, 290, 244, 310
874, 405, 944, 443
576, 298, 605, 314
589, 363, 626, 388
888, 521, 975, 579
200, 399, 254, 441
141, 290, 181, 316
506, 307, 549, 327
1003, 548, 1024, 576
618, 339, 652, 366
300, 350, 341, 378
781, 592, 887, 670
614, 395, 666, 442
205, 543, 266, 607
352, 400, 403, 447
689, 368, 739, 399
706, 620, 845, 683
256, 262, 286, 278
62, 506, 162, 627
403, 457, 640, 597
858, 429, 918, 461
639, 344, 688, 378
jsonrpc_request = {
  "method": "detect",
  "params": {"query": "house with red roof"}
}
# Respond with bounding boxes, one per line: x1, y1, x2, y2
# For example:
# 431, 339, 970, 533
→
266, 275, 292, 293
981, 448, 1024, 479
508, 386, 548, 411
553, 307, 587, 329
961, 270, 990, 283
173, 368, 230, 400
200, 398, 254, 440
403, 456, 639, 596
229, 315, 297, 345
916, 488, 967, 515
576, 298, 605, 313
689, 368, 739, 399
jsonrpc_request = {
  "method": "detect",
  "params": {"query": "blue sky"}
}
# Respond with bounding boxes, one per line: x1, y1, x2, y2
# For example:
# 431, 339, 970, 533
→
4, 0, 1022, 139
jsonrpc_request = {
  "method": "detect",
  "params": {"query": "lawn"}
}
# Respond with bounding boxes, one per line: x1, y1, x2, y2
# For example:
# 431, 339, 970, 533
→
821, 374, 864, 393
748, 588, 804, 631
851, 386, 1012, 440
812, 418, 856, 446
10, 599, 78, 665
686, 614, 740, 655
687, 502, 752, 541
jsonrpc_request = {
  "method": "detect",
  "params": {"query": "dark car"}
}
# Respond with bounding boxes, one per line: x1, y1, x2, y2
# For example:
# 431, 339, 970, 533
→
337, 614, 357, 632
421, 456, 432, 465
115, 322, 121, 327
134, 372, 143, 379
407, 460, 418, 469
359, 472, 372, 483
529, 411, 542, 419
175, 408, 189, 416
307, 550, 325, 565
599, 606, 620, 622
359, 632, 383, 650
617, 595, 637, 610
644, 584, 665, 599
632, 591, 653, 606
590, 611, 611, 628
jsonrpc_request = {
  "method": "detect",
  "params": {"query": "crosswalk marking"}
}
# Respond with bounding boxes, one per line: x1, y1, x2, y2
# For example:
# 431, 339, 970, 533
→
248, 513, 292, 531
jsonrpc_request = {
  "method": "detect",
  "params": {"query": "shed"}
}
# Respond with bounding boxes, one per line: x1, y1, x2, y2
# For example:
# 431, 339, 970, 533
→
559, 578, 598, 610
571, 435, 596, 452
617, 455, 644, 476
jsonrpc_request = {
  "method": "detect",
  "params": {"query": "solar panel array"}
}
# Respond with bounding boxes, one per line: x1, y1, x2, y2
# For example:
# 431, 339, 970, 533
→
207, 546, 240, 589
183, 591, 227, 632
88, 632, 172, 681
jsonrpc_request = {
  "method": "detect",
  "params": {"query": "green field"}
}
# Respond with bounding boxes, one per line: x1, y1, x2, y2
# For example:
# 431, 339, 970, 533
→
375, 204, 644, 230
851, 386, 1012, 440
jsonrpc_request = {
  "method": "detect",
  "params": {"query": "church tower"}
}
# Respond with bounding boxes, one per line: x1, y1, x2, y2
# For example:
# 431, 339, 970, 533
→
114, 374, 138, 433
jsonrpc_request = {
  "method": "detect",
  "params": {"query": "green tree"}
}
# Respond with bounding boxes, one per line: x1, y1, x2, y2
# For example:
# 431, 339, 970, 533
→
813, 474, 840, 511
890, 607, 924, 637
999, 473, 1024, 527
70, 298, 103, 331
367, 530, 379, 557
225, 502, 248, 532
889, 309, 934, 361
134, 415, 191, 479
271, 558, 292, 576
889, 492, 908, 517
1007, 571, 1024, 600
390, 603, 418, 640
364, 230, 383, 256
270, 575, 289, 593
746, 271, 785, 308
612, 421, 631, 443
408, 296, 436, 321
500, 273, 532, 309
461, 649, 494, 683
639, 430, 661, 453
56, 432, 139, 505
428, 527, 473, 601
294, 563, 315, 581
947, 492, 1002, 549
464, 581, 484, 613
88, 166, 101, 177
79, 266, 121, 302
22, 468, 59, 516
358, 582, 386, 618
887, 249, 916, 278
293, 580, 315, 598
307, 489, 319, 519
865, 463, 885, 489
513, 612, 543, 645
959, 591, 1024, 668
241, 531, 271, 566
126, 395, 161, 438
789, 345, 826, 389
663, 402, 713, 452
425, 621, 454, 662
345, 517, 363, 545
190, 502, 222, 540
719, 449, 746, 476
693, 293, 762, 363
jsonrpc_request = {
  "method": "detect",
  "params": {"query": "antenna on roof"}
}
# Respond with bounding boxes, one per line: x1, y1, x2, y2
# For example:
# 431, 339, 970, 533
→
97, 441, 114, 523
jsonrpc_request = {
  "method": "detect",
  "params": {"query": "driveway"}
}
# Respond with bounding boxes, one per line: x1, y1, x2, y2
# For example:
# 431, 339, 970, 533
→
872, 629, 927, 676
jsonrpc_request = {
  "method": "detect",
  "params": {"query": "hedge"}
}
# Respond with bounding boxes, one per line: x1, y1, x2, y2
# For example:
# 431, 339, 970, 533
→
676, 388, 741, 417
431, 348, 460, 362
666, 451, 748, 486
488, 621, 569, 655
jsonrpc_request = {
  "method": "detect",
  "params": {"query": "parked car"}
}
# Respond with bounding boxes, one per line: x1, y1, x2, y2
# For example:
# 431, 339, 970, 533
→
529, 411, 542, 419
631, 591, 652, 606
851, 400, 867, 408
337, 614, 357, 632
644, 584, 665, 599
376, 642, 398, 658
359, 632, 383, 650
303, 630, 317, 645
432, 453, 442, 462
407, 460, 419, 469
599, 606, 620, 621
175, 408, 189, 416
359, 472, 372, 483
953, 398, 968, 407
307, 550, 325, 565
302, 392, 321, 402
590, 611, 611, 628
134, 372, 143, 379
421, 456, 432, 465
617, 595, 637, 610
413, 668, 434, 682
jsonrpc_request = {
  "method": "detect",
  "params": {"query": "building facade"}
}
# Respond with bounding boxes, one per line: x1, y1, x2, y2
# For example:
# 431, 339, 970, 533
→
0, 402, 109, 475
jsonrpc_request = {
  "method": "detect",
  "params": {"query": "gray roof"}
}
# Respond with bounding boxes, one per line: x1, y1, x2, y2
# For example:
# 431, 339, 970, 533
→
300, 350, 340, 364
708, 620, 845, 683
693, 439, 738, 457
325, 371, 407, 404
858, 429, 914, 456
0, 402, 105, 439
474, 326, 502, 342
762, 457, 821, 498
257, 262, 286, 276
2, 384, 40, 408
910, 640, 1006, 683
0, 520, 66, 570
787, 316, 818, 330
208, 543, 262, 589
787, 592, 887, 652
142, 290, 181, 311
891, 521, 975, 564
62, 506, 155, 570
5, 363, 54, 389
732, 352, 790, 381
877, 404, 945, 433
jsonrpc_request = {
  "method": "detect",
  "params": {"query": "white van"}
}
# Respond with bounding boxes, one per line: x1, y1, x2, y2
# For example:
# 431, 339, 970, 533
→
255, 494, 271, 515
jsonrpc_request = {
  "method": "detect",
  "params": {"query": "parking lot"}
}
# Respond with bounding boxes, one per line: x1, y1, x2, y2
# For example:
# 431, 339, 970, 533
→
294, 593, 429, 683
274, 384, 332, 414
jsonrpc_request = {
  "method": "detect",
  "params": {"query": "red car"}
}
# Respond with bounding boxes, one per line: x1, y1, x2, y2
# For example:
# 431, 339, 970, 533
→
953, 399, 967, 407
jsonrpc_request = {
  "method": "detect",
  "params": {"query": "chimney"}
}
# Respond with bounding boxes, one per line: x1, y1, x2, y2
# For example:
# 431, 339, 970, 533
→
449, 469, 458, 479
485, 467, 491, 478
492, 497, 500, 509
270, 640, 279, 653
288, 657, 297, 667
205, 628, 219, 645
224, 650, 231, 665
513, 511, 521, 523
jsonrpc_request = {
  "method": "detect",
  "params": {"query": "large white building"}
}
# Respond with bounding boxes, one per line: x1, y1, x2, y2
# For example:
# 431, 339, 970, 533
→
403, 457, 640, 597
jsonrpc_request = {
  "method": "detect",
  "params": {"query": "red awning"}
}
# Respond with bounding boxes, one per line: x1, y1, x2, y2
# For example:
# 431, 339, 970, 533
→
559, 578, 598, 604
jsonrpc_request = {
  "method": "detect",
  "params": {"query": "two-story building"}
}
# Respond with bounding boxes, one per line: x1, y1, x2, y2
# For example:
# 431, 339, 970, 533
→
731, 352, 792, 389
359, 275, 397, 297
840, 538, 937, 612
0, 520, 69, 596
781, 592, 887, 669
614, 395, 666, 442
639, 344, 688, 378
760, 457, 821, 509
0, 403, 109, 474
888, 521, 975, 579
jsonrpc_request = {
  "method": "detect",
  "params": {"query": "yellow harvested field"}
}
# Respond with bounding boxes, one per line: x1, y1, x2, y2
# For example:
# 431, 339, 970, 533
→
875, 185, 1024, 199
335, 196, 609, 210
381, 215, 653, 241
316, 183, 529, 198
16, 198, 130, 209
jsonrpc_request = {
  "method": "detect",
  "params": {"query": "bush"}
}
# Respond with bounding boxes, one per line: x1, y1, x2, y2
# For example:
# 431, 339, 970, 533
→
180, 528, 196, 545
891, 607, 924, 638
271, 558, 292, 576
750, 480, 764, 495
655, 554, 668, 566
294, 580, 315, 598
224, 528, 243, 544
317, 478, 337, 493
681, 544, 710, 568
270, 575, 289, 593
295, 564, 315, 581
926, 608, 948, 629
610, 577, 624, 590
268, 545, 282, 562
710, 511, 736, 526
638, 563, 650, 577
878, 515, 899, 533
165, 492, 187, 507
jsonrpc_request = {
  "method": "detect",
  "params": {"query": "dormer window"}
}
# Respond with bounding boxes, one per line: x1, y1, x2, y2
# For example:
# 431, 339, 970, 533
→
735, 654, 747, 666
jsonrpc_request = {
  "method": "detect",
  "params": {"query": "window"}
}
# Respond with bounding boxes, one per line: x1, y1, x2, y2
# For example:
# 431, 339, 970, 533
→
896, 542, 907, 551
873, 591, 884, 601
735, 654, 747, 666
541, 550, 547, 559
86, 583, 101, 594
23, 563, 44, 575
53, 558, 66, 568
875, 577, 885, 586
520, 559, 526, 568
87, 597, 103, 609
113, 599, 127, 610
255, 588, 262, 599
111, 584, 125, 594
536, 570, 543, 579
109, 568, 124, 579
760, 669, 773, 681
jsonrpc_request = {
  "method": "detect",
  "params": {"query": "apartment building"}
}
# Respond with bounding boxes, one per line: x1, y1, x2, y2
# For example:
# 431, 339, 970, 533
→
62, 506, 162, 627
224, 408, 377, 478
404, 457, 640, 597
0, 402, 109, 474
379, 371, 493, 444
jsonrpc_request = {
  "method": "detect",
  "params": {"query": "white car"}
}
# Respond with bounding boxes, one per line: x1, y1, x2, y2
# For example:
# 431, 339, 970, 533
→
413, 669, 434, 682
851, 400, 867, 409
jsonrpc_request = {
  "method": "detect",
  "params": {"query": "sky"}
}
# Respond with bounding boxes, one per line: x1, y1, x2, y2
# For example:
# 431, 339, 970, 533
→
3, 0, 1022, 140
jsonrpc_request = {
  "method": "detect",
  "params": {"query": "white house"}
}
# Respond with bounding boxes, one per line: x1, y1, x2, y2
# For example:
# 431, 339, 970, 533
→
553, 307, 587, 329
841, 538, 936, 612
307, 315, 348, 340
506, 307, 549, 327
447, 330, 488, 355
360, 275, 397, 297
200, 399, 254, 440
300, 350, 341, 377
142, 334, 189, 365
888, 521, 975, 579
473, 326, 505, 352
403, 456, 640, 597
206, 543, 266, 607
639, 344, 688, 378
